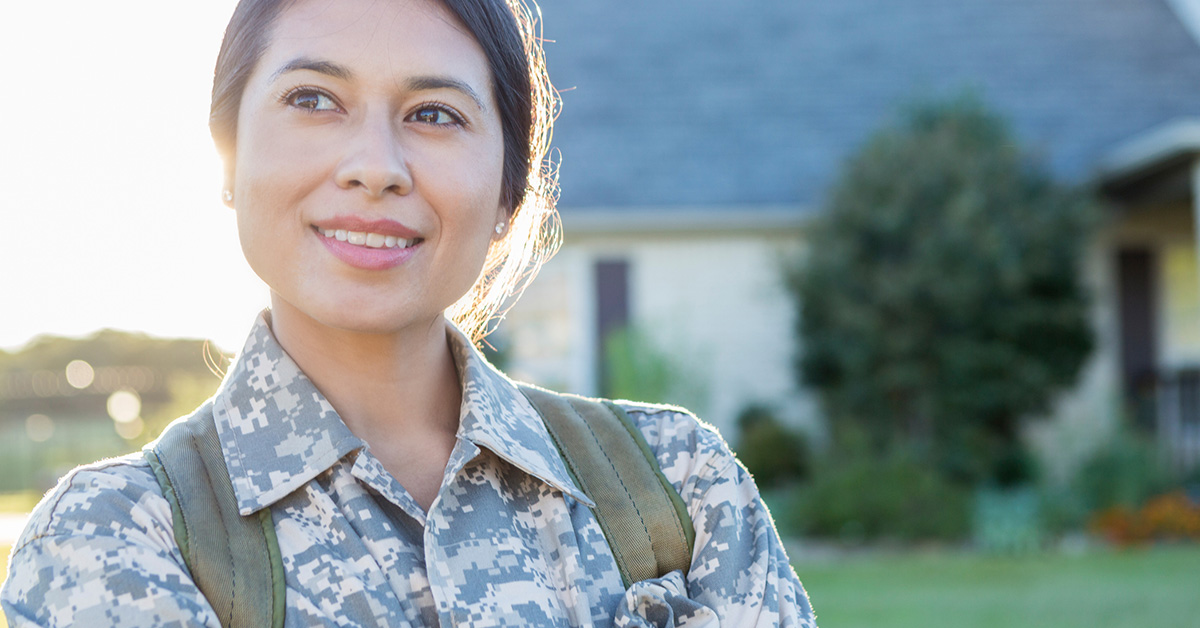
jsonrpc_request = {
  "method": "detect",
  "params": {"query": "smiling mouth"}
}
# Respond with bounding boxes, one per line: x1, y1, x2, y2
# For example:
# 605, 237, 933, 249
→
318, 228, 422, 250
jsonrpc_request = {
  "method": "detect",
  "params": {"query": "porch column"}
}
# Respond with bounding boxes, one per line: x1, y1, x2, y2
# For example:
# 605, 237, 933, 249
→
1193, 158, 1200, 295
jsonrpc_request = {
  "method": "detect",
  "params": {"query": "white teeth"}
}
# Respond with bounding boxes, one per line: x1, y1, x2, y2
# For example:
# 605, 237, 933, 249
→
321, 228, 417, 249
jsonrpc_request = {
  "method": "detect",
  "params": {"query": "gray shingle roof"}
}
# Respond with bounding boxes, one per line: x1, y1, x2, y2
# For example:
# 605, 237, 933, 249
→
541, 0, 1200, 211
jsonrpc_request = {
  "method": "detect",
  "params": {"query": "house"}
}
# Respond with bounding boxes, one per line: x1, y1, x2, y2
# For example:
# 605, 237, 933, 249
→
496, 0, 1200, 475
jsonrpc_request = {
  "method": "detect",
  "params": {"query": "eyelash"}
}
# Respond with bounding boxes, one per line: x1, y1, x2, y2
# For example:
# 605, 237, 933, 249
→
408, 102, 466, 127
278, 86, 341, 113
277, 87, 466, 127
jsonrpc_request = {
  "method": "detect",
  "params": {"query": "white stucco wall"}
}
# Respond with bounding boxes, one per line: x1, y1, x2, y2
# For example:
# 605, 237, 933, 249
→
497, 220, 819, 442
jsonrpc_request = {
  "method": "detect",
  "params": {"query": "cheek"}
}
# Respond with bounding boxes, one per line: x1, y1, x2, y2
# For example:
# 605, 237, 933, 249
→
232, 103, 323, 197
234, 200, 280, 284
431, 154, 506, 283
230, 146, 311, 277
420, 137, 506, 222
231, 133, 326, 248
231, 162, 282, 264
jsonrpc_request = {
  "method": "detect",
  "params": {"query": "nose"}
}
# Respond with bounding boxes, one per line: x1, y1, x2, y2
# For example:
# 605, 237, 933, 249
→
334, 114, 413, 197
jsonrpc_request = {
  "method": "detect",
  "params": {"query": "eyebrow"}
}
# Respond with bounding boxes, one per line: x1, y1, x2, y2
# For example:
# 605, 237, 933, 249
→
269, 57, 487, 111
405, 76, 487, 112
269, 57, 354, 83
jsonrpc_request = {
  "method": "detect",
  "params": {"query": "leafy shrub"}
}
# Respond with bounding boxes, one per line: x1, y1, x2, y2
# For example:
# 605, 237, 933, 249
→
602, 325, 708, 413
785, 446, 971, 542
1073, 434, 1170, 514
789, 94, 1098, 485
734, 404, 811, 488
604, 326, 673, 403
1037, 482, 1091, 537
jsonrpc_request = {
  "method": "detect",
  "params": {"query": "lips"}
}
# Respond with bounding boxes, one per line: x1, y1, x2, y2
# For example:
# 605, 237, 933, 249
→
312, 217, 423, 270
319, 228, 418, 250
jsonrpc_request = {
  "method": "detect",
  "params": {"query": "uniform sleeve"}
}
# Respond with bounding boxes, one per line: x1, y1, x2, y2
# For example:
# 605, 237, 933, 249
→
1, 459, 220, 628
613, 406, 817, 628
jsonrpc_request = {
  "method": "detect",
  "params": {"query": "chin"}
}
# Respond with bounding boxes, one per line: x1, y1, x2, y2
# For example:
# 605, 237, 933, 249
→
320, 307, 442, 337
270, 290, 443, 339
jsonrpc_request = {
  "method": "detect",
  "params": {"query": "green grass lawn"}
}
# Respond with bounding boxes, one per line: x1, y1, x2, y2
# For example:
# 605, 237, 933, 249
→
799, 544, 1200, 628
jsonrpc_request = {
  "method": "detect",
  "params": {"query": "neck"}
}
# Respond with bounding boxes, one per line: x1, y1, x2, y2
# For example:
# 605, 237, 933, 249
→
265, 297, 463, 446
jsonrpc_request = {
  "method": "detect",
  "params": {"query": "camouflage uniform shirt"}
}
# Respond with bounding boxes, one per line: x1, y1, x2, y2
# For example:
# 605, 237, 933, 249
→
2, 314, 816, 627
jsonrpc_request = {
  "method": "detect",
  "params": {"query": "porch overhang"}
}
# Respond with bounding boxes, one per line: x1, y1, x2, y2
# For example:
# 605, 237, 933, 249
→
1098, 118, 1200, 203
558, 205, 812, 237
1098, 118, 1200, 299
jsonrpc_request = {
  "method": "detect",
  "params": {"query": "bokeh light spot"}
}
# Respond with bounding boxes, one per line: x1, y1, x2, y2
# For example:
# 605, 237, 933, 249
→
26, 414, 55, 442
114, 416, 145, 440
65, 359, 95, 389
106, 389, 142, 424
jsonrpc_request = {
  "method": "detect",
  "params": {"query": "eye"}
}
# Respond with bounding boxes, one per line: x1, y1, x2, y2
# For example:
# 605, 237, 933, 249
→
285, 88, 340, 112
408, 105, 462, 126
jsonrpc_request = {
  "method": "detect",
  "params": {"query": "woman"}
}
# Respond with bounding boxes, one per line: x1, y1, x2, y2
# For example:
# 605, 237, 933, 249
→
1, 0, 816, 625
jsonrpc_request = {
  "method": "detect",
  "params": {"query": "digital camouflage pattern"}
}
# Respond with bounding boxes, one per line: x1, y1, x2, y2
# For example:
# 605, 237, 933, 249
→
2, 313, 816, 627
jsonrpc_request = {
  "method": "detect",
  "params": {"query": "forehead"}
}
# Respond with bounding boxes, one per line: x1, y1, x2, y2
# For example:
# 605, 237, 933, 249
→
262, 0, 491, 87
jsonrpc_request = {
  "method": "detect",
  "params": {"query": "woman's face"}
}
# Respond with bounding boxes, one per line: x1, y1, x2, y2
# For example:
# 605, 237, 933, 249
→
232, 0, 506, 337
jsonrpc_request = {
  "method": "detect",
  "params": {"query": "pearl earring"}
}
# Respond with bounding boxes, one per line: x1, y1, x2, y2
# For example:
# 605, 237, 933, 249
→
495, 222, 506, 235
222, 189, 233, 203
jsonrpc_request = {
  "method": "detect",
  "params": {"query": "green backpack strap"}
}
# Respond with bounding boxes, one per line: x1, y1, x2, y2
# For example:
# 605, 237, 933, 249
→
519, 384, 696, 587
142, 404, 286, 628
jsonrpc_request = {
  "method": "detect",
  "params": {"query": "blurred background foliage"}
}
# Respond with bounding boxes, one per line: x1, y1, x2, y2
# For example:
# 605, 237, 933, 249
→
735, 404, 811, 488
786, 428, 972, 543
790, 95, 1098, 488
601, 325, 710, 416
728, 96, 1200, 550
0, 331, 224, 495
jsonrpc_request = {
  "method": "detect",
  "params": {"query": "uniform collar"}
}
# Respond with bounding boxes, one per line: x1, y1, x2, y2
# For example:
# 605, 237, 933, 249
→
213, 312, 589, 516
445, 323, 593, 507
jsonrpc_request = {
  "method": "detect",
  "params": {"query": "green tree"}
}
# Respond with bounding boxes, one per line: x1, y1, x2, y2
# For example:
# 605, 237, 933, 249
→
790, 96, 1097, 485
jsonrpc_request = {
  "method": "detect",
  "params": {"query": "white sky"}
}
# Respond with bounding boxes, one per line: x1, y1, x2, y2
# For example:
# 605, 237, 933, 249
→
1, 1, 267, 352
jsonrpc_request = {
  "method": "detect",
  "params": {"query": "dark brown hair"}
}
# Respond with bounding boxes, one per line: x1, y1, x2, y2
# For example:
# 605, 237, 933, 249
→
210, 0, 561, 342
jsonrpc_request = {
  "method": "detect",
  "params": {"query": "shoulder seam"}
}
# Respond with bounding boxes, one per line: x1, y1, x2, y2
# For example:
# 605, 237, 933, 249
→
13, 458, 162, 553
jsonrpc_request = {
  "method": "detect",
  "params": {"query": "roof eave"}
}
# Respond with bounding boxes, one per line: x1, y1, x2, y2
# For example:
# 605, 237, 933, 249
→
1098, 118, 1200, 192
557, 205, 813, 236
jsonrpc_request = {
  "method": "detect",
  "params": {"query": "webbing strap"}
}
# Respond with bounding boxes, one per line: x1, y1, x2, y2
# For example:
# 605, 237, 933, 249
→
143, 407, 285, 628
519, 385, 695, 586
